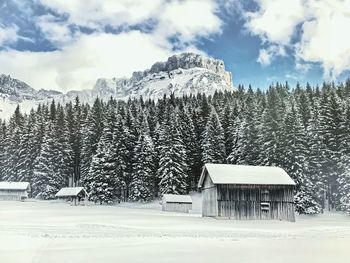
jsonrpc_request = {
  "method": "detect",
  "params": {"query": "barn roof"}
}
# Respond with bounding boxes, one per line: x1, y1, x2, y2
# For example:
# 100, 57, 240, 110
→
55, 187, 85, 197
163, 194, 192, 203
0, 181, 30, 190
198, 164, 296, 187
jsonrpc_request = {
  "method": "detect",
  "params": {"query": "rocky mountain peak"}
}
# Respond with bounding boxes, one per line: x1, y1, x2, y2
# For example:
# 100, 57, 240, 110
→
93, 52, 233, 101
0, 74, 36, 96
1, 53, 234, 119
128, 53, 232, 87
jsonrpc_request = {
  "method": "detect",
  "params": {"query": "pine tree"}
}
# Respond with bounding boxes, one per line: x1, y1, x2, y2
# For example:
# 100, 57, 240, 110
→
338, 101, 350, 214
297, 90, 312, 130
158, 110, 188, 195
227, 93, 260, 165
123, 108, 140, 198
55, 105, 74, 185
66, 97, 83, 185
80, 98, 105, 182
338, 168, 350, 214
17, 110, 38, 184
0, 120, 7, 180
32, 122, 66, 199
129, 113, 156, 201
221, 104, 233, 157
3, 106, 25, 181
226, 104, 242, 164
202, 106, 226, 164
259, 87, 284, 166
86, 107, 126, 204
281, 102, 321, 214
318, 88, 343, 209
306, 104, 329, 210
178, 106, 202, 190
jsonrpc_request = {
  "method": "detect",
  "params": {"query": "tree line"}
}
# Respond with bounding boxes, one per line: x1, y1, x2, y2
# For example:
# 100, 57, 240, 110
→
1, 80, 350, 214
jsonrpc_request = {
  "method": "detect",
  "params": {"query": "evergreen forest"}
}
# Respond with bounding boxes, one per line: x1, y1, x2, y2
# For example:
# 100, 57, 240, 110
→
1, 81, 350, 214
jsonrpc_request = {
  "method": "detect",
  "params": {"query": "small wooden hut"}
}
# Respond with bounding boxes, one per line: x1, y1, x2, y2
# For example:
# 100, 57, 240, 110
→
198, 164, 296, 221
55, 187, 87, 205
0, 182, 30, 201
162, 194, 193, 213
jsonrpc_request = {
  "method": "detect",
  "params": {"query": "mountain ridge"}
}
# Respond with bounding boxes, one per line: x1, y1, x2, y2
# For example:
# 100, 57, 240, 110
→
0, 53, 233, 119
93, 53, 233, 101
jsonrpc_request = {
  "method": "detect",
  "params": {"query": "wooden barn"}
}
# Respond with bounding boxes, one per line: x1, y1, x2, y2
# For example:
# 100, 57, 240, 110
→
162, 194, 193, 213
198, 164, 296, 221
0, 182, 31, 201
55, 187, 87, 205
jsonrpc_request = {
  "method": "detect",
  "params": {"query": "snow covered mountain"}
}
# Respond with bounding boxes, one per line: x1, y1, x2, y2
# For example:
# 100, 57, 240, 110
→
0, 74, 63, 119
93, 53, 233, 101
0, 53, 233, 119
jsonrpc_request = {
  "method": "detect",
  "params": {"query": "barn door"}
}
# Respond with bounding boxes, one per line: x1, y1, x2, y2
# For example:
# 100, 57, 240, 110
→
237, 201, 247, 220
260, 189, 270, 219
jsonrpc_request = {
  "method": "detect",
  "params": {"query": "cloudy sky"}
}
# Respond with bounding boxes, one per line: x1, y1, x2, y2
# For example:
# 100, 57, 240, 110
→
0, 0, 349, 92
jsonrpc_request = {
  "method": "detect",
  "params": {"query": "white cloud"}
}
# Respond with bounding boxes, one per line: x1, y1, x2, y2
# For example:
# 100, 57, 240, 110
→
257, 49, 271, 66
295, 60, 311, 74
38, 0, 164, 30
245, 0, 306, 45
296, 0, 350, 79
0, 25, 18, 46
36, 0, 222, 45
36, 15, 75, 46
156, 0, 222, 43
257, 45, 286, 66
0, 0, 222, 92
245, 0, 350, 79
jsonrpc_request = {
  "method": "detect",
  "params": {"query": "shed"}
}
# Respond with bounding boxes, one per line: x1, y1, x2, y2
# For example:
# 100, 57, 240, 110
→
0, 181, 31, 201
162, 194, 193, 213
55, 187, 87, 205
198, 164, 296, 221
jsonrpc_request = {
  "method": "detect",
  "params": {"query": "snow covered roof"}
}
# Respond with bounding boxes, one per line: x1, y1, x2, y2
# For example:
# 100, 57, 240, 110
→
162, 194, 192, 203
0, 181, 30, 190
55, 187, 85, 197
198, 164, 296, 187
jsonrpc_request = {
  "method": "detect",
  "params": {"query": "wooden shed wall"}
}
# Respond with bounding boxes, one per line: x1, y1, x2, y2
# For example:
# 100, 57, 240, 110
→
162, 202, 192, 213
0, 189, 28, 201
216, 184, 295, 221
201, 173, 218, 217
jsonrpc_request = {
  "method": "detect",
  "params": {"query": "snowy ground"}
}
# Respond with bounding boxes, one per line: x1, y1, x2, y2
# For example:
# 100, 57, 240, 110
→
1, 198, 350, 263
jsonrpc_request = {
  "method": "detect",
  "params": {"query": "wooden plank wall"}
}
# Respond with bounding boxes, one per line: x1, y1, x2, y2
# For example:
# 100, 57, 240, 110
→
216, 184, 295, 221
201, 172, 218, 217
0, 195, 22, 201
162, 203, 192, 213
0, 190, 27, 201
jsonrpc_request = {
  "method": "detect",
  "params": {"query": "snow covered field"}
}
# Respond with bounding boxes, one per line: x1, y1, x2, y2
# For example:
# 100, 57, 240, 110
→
1, 200, 349, 263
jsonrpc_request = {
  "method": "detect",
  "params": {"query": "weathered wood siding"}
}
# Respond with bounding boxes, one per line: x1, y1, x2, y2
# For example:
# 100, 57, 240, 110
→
162, 202, 192, 213
0, 190, 28, 201
201, 172, 218, 217
216, 184, 295, 221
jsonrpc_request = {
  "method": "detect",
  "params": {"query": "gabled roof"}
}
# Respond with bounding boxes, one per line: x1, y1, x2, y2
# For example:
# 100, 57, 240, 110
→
162, 194, 192, 203
0, 181, 30, 190
198, 164, 296, 188
55, 187, 85, 197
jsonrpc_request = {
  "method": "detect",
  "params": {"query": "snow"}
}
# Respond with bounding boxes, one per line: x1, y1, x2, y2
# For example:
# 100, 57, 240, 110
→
94, 67, 232, 103
0, 181, 30, 190
162, 194, 192, 203
0, 198, 349, 263
55, 187, 85, 197
1, 53, 233, 119
0, 95, 57, 120
199, 164, 296, 187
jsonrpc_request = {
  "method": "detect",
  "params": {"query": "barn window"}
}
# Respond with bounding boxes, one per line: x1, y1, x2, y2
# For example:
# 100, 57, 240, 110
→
261, 189, 270, 201
261, 202, 270, 212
